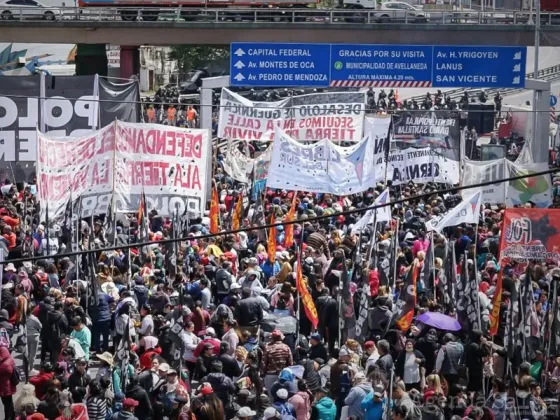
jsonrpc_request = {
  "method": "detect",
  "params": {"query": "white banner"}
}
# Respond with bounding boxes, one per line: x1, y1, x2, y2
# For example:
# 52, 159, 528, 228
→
462, 159, 507, 204
37, 123, 115, 220
425, 191, 482, 232
222, 141, 254, 184
388, 148, 460, 185
266, 127, 381, 195
218, 88, 366, 142
352, 188, 392, 234
38, 121, 211, 219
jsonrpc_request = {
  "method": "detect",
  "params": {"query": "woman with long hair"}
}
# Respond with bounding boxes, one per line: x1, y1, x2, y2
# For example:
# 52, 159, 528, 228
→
191, 391, 225, 420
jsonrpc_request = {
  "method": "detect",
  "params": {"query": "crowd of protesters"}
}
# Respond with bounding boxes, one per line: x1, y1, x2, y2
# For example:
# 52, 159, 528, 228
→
0, 147, 559, 420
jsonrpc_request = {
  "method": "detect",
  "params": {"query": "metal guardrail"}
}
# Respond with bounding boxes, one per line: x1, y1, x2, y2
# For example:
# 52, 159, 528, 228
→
406, 64, 560, 103
1, 6, 560, 25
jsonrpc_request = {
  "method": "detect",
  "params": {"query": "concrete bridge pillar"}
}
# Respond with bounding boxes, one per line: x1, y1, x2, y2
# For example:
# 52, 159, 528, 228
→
119, 46, 140, 80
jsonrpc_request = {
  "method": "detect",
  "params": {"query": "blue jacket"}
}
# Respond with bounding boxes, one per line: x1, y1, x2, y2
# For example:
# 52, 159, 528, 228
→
95, 292, 113, 322
314, 397, 336, 420
361, 393, 386, 420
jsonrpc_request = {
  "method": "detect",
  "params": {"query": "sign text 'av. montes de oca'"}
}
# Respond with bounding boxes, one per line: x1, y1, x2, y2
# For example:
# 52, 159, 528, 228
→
229, 43, 526, 89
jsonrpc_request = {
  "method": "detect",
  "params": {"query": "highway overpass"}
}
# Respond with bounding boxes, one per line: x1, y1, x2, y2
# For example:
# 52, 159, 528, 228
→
3, 8, 560, 46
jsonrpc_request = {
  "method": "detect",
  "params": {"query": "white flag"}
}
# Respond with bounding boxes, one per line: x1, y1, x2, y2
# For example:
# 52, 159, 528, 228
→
425, 191, 482, 233
352, 188, 392, 234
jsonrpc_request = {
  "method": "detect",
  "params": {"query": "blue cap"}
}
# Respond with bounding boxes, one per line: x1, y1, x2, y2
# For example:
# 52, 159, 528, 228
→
310, 333, 322, 341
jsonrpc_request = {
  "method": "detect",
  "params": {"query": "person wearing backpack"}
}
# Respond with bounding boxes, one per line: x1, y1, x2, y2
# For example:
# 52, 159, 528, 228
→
271, 388, 297, 420
0, 346, 17, 420
330, 349, 354, 420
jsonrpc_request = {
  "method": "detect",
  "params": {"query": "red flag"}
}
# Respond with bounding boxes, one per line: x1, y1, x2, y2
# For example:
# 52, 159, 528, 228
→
232, 193, 243, 231
209, 187, 219, 234
283, 193, 298, 248
296, 255, 318, 329
395, 260, 419, 331
267, 214, 277, 264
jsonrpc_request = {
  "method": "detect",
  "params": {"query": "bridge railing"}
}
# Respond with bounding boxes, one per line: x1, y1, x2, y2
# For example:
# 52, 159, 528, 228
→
0, 6, 559, 25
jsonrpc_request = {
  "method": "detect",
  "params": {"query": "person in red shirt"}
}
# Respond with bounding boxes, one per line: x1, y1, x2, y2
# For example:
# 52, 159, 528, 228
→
29, 361, 55, 400
0, 208, 19, 230
2, 225, 16, 249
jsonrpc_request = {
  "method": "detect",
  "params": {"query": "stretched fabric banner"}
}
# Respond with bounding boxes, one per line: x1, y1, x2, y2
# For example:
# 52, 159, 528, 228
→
425, 191, 482, 233
252, 146, 272, 200
266, 126, 383, 195
391, 110, 461, 160
37, 121, 211, 219
0, 74, 140, 183
218, 88, 366, 142
222, 141, 253, 184
388, 148, 460, 185
462, 159, 507, 205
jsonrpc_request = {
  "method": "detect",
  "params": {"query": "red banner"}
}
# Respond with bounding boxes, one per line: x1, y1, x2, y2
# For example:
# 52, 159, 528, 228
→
297, 255, 319, 329
490, 208, 560, 335
283, 193, 298, 248
267, 214, 277, 264
232, 193, 243, 231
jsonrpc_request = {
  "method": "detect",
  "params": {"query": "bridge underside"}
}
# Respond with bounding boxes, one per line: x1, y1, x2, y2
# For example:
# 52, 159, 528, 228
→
0, 21, 558, 46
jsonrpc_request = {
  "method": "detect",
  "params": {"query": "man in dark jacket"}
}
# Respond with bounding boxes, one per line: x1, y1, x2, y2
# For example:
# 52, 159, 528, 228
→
218, 342, 242, 379
90, 290, 113, 353
201, 360, 236, 406
234, 288, 263, 327
68, 358, 91, 402
38, 296, 54, 362
375, 340, 393, 378
125, 375, 153, 420
308, 333, 327, 362
215, 261, 234, 303
132, 276, 149, 308
368, 297, 393, 339
321, 288, 339, 355
46, 301, 69, 364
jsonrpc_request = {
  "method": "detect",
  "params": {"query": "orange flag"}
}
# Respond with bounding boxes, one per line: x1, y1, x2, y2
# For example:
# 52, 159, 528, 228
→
297, 254, 318, 329
232, 193, 243, 231
267, 214, 277, 263
283, 193, 298, 248
395, 261, 419, 331
209, 187, 219, 234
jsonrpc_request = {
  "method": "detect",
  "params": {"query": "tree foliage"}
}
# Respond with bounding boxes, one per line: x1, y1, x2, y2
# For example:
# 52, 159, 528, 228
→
168, 45, 229, 76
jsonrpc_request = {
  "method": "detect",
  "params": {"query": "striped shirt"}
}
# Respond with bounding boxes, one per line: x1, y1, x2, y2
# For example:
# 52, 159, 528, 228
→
263, 341, 293, 375
86, 396, 107, 420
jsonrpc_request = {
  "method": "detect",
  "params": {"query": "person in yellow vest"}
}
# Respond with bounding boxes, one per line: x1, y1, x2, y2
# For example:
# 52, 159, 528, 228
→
187, 105, 198, 128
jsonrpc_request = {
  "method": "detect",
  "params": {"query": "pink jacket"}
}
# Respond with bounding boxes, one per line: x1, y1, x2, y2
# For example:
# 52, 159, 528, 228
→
289, 391, 311, 420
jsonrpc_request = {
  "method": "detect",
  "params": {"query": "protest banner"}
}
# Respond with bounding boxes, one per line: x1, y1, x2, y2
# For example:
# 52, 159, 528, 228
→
222, 141, 254, 184
392, 110, 461, 160
252, 146, 272, 199
462, 159, 508, 204
387, 148, 460, 185
37, 123, 115, 220
266, 126, 380, 195
115, 121, 211, 218
0, 74, 140, 183
37, 121, 211, 219
218, 88, 365, 142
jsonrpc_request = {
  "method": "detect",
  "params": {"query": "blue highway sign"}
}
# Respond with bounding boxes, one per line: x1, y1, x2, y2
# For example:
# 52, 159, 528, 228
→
551, 95, 558, 108
229, 43, 527, 89
229, 43, 330, 87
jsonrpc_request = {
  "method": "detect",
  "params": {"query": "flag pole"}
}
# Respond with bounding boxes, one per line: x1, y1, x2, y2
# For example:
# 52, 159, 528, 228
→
392, 219, 400, 292
431, 232, 436, 303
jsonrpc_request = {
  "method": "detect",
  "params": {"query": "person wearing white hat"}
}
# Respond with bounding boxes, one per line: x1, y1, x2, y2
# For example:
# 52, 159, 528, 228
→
236, 406, 257, 420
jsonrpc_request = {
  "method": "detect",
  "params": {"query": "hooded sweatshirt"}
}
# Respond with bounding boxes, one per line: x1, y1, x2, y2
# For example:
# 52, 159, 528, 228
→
345, 382, 373, 418
313, 397, 336, 420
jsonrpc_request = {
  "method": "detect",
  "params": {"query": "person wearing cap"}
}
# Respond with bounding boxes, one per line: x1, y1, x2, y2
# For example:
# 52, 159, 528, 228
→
344, 371, 373, 419
111, 398, 139, 420
157, 367, 188, 416
235, 406, 257, 420
67, 358, 91, 403
361, 383, 386, 420
262, 407, 282, 420
194, 343, 215, 381
311, 387, 336, 420
272, 388, 296, 419
263, 330, 293, 398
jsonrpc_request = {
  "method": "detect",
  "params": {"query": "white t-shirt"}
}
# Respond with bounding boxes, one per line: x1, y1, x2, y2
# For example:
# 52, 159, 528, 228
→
42, 237, 59, 256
